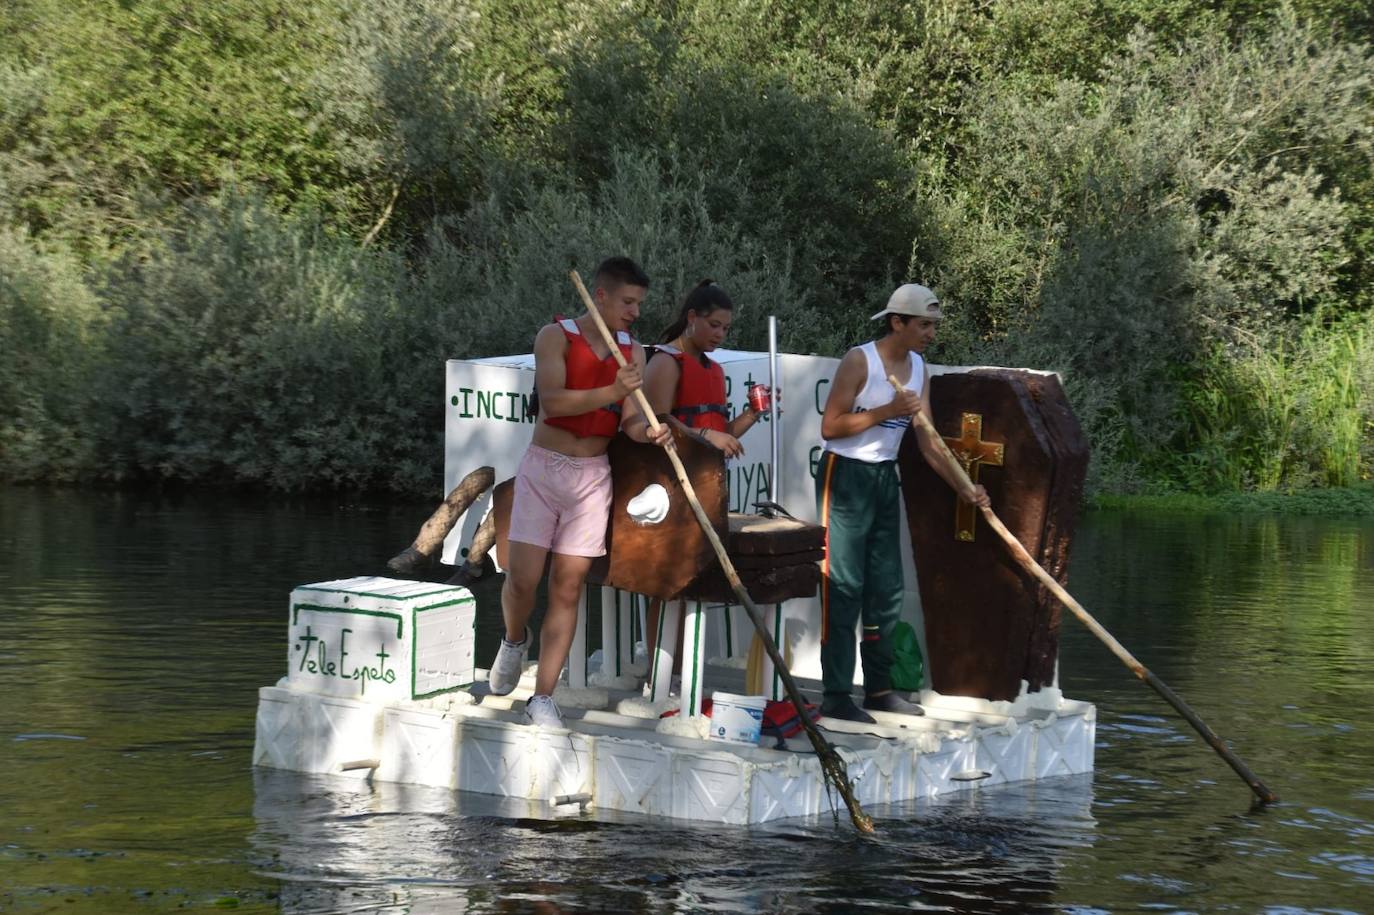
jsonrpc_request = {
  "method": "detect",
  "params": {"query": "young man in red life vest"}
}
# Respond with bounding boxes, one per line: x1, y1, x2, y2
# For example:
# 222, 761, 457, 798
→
486, 257, 671, 728
816, 284, 991, 723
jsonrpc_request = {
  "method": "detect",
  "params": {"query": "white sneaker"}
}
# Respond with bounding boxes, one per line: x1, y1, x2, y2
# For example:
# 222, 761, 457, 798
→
524, 694, 564, 728
488, 628, 529, 696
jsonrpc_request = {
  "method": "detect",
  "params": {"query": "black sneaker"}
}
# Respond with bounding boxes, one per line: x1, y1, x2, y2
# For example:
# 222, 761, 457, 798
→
863, 692, 925, 716
820, 697, 876, 724
446, 554, 494, 587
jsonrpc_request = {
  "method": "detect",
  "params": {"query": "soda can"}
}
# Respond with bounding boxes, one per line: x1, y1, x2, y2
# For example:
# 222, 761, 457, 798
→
747, 383, 772, 413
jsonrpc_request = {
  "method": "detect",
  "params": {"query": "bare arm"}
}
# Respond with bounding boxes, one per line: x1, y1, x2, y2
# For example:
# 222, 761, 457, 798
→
625, 350, 742, 455
820, 349, 917, 441
642, 350, 680, 418
619, 343, 673, 446
726, 407, 759, 439
534, 324, 640, 418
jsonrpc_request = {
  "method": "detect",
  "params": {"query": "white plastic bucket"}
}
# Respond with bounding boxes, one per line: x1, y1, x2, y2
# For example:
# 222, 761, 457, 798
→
708, 691, 766, 744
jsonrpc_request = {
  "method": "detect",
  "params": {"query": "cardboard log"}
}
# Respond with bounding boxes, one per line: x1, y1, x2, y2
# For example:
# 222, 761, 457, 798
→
899, 369, 1088, 701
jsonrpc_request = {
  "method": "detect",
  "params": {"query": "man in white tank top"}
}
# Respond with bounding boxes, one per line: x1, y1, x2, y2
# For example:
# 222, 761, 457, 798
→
814, 284, 991, 723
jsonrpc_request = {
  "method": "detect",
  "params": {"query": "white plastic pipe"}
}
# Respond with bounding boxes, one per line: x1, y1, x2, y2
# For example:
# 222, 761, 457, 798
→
768, 315, 780, 503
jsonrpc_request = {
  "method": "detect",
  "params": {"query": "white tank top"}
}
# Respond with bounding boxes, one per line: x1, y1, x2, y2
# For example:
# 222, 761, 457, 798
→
823, 342, 924, 463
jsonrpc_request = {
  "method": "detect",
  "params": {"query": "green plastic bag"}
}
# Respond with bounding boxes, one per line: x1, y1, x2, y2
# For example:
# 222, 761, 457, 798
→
890, 620, 925, 691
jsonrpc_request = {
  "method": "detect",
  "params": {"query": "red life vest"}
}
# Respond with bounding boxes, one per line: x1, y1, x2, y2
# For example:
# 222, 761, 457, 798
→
541, 318, 636, 439
656, 345, 728, 432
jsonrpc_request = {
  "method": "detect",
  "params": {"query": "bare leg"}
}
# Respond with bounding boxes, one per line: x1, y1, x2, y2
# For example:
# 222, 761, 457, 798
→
534, 552, 594, 697
467, 509, 496, 566
388, 466, 495, 573
502, 540, 549, 644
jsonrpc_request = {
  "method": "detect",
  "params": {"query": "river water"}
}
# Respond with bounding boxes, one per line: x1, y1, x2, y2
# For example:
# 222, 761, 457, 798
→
2, 486, 1371, 913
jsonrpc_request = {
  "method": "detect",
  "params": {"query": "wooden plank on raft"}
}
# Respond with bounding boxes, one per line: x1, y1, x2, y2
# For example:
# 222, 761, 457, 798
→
729, 548, 825, 570
682, 561, 820, 605
726, 513, 826, 555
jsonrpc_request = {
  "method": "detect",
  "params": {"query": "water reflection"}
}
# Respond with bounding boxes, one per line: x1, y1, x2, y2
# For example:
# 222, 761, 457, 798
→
250, 768, 1098, 913
4, 487, 1373, 911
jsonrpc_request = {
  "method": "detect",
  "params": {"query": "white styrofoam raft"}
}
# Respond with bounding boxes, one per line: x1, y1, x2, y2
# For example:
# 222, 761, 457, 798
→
252, 684, 1096, 826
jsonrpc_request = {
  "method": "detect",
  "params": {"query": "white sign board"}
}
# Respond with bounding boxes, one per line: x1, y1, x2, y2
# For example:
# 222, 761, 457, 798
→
288, 576, 475, 701
442, 347, 961, 682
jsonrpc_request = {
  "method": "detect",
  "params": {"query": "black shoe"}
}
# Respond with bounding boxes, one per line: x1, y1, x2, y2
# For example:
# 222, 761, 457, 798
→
386, 546, 431, 576
863, 692, 925, 716
446, 555, 493, 587
820, 697, 876, 724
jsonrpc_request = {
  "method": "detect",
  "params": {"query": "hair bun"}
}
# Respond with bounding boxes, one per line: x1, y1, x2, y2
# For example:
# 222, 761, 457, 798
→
696, 278, 715, 288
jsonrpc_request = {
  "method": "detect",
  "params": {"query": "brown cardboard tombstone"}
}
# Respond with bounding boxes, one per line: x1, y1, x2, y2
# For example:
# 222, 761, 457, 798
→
898, 369, 1088, 701
598, 428, 728, 598
599, 432, 823, 603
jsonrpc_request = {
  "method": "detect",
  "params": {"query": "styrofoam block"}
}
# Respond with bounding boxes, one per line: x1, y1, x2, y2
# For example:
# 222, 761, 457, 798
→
532, 729, 595, 802
382, 706, 459, 789
253, 686, 382, 778
974, 720, 1035, 786
916, 739, 976, 798
837, 749, 889, 809
674, 751, 748, 824
749, 757, 822, 822
414, 622, 475, 698
880, 744, 919, 804
253, 687, 298, 771
456, 717, 533, 798
595, 737, 673, 816
288, 576, 475, 702
1033, 710, 1096, 778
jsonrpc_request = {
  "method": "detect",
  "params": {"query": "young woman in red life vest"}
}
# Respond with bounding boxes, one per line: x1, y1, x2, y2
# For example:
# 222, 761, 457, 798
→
622, 279, 772, 694
631, 279, 763, 452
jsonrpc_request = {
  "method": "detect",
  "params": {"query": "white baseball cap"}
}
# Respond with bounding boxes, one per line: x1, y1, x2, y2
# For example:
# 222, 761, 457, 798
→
870, 284, 942, 321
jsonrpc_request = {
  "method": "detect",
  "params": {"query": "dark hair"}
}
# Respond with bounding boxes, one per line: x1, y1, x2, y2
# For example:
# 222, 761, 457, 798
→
592, 256, 650, 294
882, 313, 913, 336
658, 279, 735, 344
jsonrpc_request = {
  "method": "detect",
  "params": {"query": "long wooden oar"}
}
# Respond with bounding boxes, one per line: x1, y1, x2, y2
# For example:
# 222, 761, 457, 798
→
888, 373, 1279, 805
572, 270, 875, 833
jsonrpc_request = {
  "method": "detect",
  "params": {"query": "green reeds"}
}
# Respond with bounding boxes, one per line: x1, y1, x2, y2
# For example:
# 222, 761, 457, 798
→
1177, 311, 1373, 492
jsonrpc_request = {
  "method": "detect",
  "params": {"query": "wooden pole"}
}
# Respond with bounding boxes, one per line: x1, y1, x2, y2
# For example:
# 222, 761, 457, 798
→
888, 373, 1279, 805
572, 270, 875, 833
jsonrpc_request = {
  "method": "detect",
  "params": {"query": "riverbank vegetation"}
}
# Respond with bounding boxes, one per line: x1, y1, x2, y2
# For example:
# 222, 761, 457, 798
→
1093, 485, 1374, 517
3, 1, 1371, 495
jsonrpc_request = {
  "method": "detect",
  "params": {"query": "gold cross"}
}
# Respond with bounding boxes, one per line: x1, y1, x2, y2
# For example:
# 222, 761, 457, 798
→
945, 412, 1003, 542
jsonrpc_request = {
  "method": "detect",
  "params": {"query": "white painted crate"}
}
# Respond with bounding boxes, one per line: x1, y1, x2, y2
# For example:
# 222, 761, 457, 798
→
287, 576, 475, 702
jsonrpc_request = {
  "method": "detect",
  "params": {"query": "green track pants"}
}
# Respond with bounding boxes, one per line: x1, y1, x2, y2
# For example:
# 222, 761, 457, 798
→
815, 450, 905, 698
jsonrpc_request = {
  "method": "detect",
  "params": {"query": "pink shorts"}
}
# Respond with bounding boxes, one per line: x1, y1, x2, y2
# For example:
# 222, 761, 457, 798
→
508, 444, 613, 557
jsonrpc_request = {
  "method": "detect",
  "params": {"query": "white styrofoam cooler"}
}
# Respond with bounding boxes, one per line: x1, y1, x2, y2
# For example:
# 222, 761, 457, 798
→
288, 576, 475, 702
